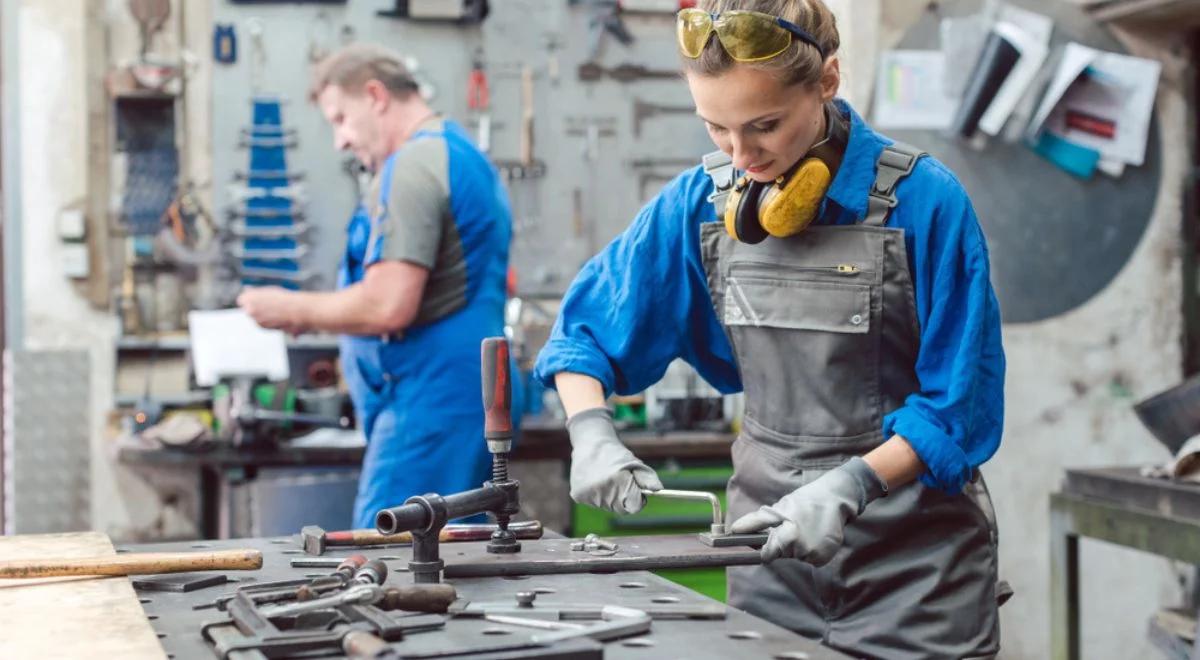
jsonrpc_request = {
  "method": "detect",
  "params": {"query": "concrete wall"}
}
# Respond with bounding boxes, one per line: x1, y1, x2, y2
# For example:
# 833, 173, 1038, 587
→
873, 3, 1192, 659
14, 0, 209, 540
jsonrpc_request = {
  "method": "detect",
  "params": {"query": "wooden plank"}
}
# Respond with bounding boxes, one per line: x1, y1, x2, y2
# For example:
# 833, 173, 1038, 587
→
0, 532, 165, 659
1087, 0, 1200, 27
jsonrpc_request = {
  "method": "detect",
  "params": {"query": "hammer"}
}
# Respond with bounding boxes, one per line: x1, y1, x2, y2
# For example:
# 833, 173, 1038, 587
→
301, 520, 543, 556
0, 549, 262, 579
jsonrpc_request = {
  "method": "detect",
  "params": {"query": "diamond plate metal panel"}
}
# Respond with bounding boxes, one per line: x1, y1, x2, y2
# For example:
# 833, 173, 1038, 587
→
3, 349, 91, 534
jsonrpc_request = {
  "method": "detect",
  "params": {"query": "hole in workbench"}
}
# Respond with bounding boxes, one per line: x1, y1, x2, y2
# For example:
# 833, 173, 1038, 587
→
281, 550, 302, 555
651, 596, 680, 604
727, 631, 763, 640
115, 548, 130, 553
501, 575, 530, 581
269, 539, 291, 544
190, 543, 212, 548
622, 638, 655, 648
139, 598, 152, 604
147, 615, 159, 621
773, 653, 810, 660
379, 556, 402, 560
619, 582, 646, 589
156, 633, 168, 639
482, 627, 512, 636
532, 587, 556, 594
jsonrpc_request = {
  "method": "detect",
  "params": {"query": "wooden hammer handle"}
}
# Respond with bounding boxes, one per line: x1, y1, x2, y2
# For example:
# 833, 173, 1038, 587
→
0, 549, 263, 579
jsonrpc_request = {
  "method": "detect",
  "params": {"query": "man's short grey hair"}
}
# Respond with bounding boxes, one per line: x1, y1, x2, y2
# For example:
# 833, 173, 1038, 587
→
309, 43, 420, 102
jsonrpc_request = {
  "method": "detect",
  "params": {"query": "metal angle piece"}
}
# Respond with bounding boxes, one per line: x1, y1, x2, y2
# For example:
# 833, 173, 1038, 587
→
131, 572, 229, 593
698, 532, 768, 548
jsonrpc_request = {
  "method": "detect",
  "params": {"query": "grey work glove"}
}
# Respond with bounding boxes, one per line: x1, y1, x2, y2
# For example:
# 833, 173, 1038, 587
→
567, 407, 663, 514
730, 456, 887, 566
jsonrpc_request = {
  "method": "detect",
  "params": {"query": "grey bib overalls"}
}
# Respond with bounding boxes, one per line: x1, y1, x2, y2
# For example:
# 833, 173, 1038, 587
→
699, 144, 1001, 659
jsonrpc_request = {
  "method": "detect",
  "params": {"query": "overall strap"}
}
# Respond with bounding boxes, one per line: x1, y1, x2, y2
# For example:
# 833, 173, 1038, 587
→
702, 150, 736, 217
365, 152, 403, 263
864, 142, 926, 227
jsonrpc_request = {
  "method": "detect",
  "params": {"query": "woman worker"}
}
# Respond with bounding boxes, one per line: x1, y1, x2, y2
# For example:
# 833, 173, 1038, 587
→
534, 1, 1006, 658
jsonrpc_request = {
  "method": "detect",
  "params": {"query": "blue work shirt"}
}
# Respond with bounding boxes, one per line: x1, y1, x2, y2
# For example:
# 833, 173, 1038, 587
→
534, 100, 1004, 493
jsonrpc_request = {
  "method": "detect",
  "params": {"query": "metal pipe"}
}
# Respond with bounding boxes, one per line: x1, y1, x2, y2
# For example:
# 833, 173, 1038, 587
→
641, 488, 725, 536
375, 485, 507, 535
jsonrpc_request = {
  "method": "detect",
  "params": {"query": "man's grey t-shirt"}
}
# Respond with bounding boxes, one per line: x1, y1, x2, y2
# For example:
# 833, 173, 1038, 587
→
363, 118, 469, 325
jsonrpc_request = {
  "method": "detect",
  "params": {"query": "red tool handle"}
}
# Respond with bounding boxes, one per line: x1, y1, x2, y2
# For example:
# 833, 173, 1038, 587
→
481, 337, 513, 439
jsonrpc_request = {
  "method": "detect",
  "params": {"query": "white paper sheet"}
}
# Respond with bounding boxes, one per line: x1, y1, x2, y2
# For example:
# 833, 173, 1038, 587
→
188, 309, 290, 386
1027, 42, 1161, 166
872, 50, 960, 130
977, 17, 1052, 136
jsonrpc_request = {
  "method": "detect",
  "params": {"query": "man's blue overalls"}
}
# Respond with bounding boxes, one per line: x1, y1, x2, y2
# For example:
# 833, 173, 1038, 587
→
338, 122, 516, 529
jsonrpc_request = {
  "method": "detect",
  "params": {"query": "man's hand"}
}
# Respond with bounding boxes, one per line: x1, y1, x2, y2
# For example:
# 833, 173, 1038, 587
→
567, 407, 663, 514
237, 286, 308, 335
730, 456, 887, 566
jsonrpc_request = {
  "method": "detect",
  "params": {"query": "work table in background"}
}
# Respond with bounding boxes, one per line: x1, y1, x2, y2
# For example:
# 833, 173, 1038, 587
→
119, 417, 737, 540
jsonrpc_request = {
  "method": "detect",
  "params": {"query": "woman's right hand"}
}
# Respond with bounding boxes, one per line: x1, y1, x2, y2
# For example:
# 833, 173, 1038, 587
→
566, 407, 663, 514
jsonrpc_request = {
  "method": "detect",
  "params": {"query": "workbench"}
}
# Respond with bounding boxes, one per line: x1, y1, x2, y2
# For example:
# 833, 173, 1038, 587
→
126, 533, 847, 659
1051, 467, 1200, 659
118, 418, 736, 539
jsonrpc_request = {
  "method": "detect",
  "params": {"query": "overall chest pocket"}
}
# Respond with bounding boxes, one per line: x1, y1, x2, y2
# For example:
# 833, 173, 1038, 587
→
723, 274, 880, 439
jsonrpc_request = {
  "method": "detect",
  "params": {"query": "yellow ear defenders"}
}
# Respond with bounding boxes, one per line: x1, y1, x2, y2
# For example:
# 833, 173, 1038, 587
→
724, 104, 849, 244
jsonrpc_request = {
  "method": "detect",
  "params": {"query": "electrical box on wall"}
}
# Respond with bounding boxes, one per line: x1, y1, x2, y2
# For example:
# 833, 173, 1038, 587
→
61, 243, 90, 279
57, 208, 86, 240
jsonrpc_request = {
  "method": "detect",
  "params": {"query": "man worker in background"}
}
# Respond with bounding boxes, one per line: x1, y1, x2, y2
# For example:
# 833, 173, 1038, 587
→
239, 44, 514, 528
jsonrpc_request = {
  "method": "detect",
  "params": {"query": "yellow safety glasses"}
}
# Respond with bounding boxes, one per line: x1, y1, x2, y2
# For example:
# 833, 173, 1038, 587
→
677, 8, 826, 63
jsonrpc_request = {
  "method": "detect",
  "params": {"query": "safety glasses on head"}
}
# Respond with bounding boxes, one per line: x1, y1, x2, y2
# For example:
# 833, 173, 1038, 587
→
677, 8, 827, 63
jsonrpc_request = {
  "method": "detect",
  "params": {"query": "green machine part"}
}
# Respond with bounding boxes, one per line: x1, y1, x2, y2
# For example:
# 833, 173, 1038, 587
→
572, 462, 734, 602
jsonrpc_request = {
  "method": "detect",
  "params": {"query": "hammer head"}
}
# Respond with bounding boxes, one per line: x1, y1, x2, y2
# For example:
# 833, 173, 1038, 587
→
301, 525, 326, 556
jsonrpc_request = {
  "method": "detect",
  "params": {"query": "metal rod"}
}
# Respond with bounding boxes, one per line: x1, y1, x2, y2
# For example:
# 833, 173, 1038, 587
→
641, 488, 725, 536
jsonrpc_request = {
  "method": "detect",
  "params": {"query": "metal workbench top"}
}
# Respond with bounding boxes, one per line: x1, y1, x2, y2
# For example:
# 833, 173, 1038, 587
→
126, 534, 846, 659
1062, 466, 1200, 521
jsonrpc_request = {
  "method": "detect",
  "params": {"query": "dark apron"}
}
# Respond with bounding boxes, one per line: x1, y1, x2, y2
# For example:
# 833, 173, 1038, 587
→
698, 149, 1000, 659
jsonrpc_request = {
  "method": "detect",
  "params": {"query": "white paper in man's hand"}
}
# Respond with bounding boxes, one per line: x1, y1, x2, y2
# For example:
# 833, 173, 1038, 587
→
189, 309, 289, 386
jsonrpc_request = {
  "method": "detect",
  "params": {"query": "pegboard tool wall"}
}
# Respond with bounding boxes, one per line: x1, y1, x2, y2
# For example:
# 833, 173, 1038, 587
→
211, 1, 714, 296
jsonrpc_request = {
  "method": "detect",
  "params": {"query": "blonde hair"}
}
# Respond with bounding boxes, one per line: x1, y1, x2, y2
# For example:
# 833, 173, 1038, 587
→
682, 0, 839, 88
308, 43, 420, 102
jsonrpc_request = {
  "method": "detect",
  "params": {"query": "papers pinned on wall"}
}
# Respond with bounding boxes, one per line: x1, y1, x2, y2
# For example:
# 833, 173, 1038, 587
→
872, 50, 960, 130
1026, 42, 1161, 175
872, 5, 1161, 181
